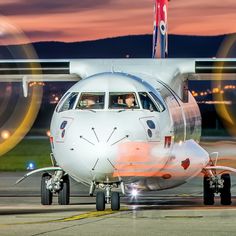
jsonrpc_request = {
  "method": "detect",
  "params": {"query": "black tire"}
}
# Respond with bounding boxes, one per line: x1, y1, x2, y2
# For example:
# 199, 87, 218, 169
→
203, 176, 214, 205
58, 175, 70, 205
220, 174, 232, 205
41, 173, 53, 205
96, 192, 105, 211
111, 192, 120, 211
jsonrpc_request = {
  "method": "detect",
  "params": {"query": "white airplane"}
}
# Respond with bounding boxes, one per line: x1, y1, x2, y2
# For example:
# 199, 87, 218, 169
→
2, 0, 236, 211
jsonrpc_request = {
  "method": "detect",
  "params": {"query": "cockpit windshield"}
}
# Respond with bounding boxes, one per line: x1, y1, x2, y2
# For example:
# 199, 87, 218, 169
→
76, 93, 105, 109
139, 92, 165, 112
109, 92, 139, 109
58, 92, 78, 112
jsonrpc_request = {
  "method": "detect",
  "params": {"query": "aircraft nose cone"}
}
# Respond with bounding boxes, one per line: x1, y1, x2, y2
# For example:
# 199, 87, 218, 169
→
96, 142, 110, 157
92, 141, 117, 174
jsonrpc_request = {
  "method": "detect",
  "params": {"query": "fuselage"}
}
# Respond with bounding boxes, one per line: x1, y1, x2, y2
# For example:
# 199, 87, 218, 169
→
50, 72, 209, 192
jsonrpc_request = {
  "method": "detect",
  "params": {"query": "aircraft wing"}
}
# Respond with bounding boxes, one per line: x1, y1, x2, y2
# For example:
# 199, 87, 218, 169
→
0, 60, 81, 96
195, 60, 236, 74
1, 58, 236, 97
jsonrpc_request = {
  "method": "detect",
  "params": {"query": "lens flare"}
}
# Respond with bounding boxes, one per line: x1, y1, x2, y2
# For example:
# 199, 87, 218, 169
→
1, 130, 10, 140
131, 189, 138, 197
213, 34, 236, 136
0, 16, 43, 156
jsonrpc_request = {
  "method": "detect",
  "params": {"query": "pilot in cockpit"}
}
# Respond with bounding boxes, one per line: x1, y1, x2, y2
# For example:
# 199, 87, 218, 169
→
124, 93, 135, 108
84, 95, 96, 108
110, 93, 138, 109
77, 93, 105, 109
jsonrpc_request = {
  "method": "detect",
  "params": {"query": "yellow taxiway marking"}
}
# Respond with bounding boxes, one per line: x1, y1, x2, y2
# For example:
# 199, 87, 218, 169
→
3, 208, 128, 226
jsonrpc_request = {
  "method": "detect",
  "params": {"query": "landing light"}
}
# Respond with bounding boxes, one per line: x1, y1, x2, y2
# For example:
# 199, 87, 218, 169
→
131, 189, 138, 197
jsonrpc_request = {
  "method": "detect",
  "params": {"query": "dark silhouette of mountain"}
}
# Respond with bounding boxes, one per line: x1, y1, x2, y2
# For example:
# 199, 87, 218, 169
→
1, 34, 236, 59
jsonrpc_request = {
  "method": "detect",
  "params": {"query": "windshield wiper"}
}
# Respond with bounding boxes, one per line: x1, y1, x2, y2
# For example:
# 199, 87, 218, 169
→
87, 109, 96, 113
118, 109, 126, 113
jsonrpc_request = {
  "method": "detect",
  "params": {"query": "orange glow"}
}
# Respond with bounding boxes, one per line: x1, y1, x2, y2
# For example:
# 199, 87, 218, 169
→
0, 1, 236, 43
46, 130, 51, 137
1, 130, 10, 140
212, 88, 219, 93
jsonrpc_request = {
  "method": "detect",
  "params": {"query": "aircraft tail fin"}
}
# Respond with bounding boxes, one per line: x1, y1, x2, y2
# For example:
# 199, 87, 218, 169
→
152, 0, 168, 58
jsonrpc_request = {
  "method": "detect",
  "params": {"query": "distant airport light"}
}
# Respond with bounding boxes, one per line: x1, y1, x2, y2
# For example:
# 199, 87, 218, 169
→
46, 130, 51, 137
1, 130, 10, 139
26, 162, 36, 170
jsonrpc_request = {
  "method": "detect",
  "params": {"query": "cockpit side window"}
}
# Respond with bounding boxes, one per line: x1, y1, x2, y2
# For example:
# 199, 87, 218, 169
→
56, 92, 70, 112
76, 93, 105, 110
149, 91, 166, 112
59, 92, 78, 112
139, 92, 159, 112
109, 92, 139, 109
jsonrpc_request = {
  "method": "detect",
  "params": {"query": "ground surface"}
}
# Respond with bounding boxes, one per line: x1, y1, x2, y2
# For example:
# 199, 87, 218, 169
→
0, 139, 236, 235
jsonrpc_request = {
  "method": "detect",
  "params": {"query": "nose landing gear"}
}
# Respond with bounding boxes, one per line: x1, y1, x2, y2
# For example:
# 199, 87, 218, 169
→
95, 182, 122, 211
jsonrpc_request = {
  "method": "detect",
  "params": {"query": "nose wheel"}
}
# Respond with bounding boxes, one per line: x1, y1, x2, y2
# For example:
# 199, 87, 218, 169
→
96, 192, 106, 211
111, 192, 120, 211
96, 191, 121, 211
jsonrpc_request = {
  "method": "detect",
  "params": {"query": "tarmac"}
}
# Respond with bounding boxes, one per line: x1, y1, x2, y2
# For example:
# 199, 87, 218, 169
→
0, 140, 236, 235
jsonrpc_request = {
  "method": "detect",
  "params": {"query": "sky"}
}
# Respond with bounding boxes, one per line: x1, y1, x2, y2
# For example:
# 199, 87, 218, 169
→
0, 0, 236, 43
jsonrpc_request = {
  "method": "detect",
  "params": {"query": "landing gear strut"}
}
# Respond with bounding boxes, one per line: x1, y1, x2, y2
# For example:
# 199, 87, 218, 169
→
203, 173, 232, 205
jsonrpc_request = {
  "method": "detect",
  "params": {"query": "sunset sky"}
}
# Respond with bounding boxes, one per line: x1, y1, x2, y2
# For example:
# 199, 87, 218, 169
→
0, 0, 236, 43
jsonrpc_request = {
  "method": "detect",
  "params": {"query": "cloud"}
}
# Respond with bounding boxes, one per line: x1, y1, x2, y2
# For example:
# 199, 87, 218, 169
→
25, 30, 68, 39
0, 0, 113, 16
1, 0, 236, 42
0, 29, 69, 43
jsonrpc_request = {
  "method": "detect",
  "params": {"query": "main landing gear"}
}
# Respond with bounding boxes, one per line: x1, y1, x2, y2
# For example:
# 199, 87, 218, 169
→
41, 171, 70, 205
203, 173, 232, 206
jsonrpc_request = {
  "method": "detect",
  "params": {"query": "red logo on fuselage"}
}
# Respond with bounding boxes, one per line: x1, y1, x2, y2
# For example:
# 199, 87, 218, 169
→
181, 158, 190, 170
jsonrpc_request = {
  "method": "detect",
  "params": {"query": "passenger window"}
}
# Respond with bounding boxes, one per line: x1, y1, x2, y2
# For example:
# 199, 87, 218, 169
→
59, 92, 78, 112
76, 93, 105, 109
109, 92, 139, 109
149, 91, 166, 112
139, 92, 158, 112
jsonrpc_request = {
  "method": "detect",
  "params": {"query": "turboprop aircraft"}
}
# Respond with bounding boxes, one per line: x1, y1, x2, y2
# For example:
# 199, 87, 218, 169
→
2, 0, 236, 211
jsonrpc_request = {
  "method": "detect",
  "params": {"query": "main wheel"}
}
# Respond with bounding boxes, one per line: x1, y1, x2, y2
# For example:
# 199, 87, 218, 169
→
203, 176, 214, 205
58, 174, 70, 205
111, 192, 120, 211
96, 191, 105, 211
220, 174, 232, 205
41, 173, 53, 205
